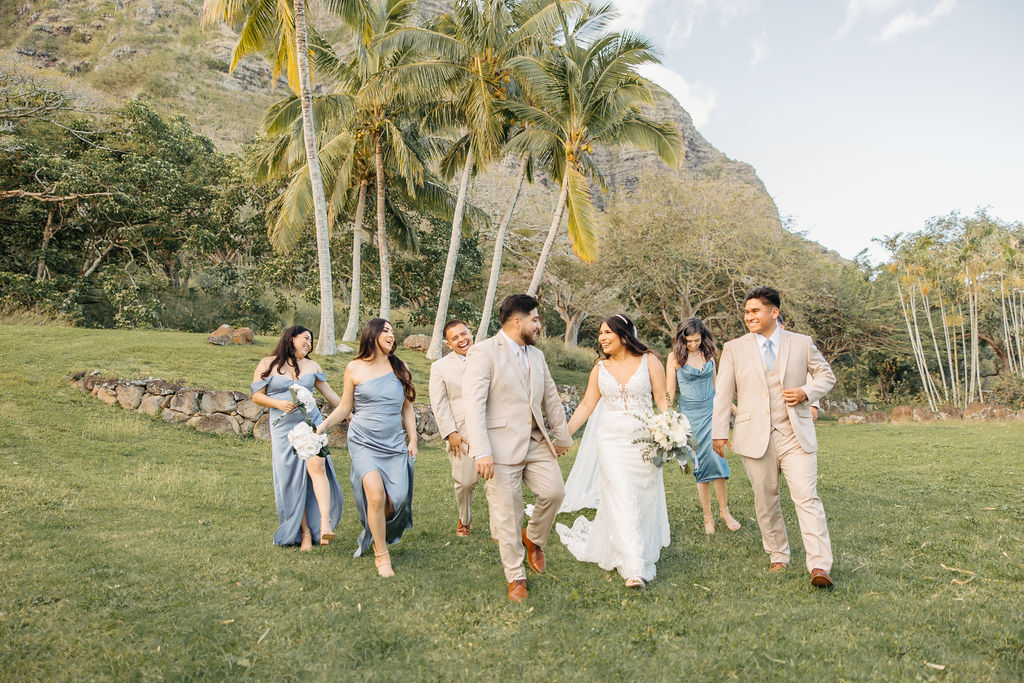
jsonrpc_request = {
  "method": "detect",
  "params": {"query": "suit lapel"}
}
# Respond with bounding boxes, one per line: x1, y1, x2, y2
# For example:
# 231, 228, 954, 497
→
747, 333, 770, 394
496, 336, 530, 395
777, 329, 792, 383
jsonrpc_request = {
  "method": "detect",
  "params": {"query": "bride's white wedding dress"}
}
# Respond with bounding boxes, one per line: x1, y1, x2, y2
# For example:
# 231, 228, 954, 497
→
555, 354, 670, 582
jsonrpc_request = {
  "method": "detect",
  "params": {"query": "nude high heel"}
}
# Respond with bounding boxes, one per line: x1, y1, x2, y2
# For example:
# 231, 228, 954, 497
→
320, 516, 335, 545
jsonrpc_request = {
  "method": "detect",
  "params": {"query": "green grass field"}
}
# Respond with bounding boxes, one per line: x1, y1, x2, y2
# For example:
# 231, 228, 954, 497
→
1, 325, 1021, 680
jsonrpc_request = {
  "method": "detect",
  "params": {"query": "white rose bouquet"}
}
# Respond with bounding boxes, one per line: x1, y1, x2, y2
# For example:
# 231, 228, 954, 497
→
633, 408, 698, 472
273, 385, 329, 461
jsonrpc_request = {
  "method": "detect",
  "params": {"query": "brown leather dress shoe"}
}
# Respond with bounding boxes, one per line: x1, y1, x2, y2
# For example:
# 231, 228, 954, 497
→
507, 579, 528, 602
769, 562, 788, 573
522, 529, 546, 574
456, 520, 470, 537
810, 568, 834, 587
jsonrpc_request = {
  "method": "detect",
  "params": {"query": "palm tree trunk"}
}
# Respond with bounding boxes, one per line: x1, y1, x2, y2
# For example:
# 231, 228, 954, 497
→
938, 291, 958, 406
477, 154, 528, 341
343, 178, 368, 341
896, 278, 936, 411
426, 150, 474, 360
294, 0, 336, 355
375, 136, 390, 320
922, 289, 949, 402
527, 174, 570, 297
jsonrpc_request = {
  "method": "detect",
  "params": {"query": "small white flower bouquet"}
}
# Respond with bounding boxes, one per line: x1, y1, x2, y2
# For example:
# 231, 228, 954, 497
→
633, 408, 698, 472
273, 384, 329, 461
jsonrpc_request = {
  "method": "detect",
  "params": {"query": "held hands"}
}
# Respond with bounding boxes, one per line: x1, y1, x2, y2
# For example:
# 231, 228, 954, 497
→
446, 432, 470, 458
476, 455, 495, 480
554, 445, 570, 457
712, 438, 730, 459
782, 387, 808, 406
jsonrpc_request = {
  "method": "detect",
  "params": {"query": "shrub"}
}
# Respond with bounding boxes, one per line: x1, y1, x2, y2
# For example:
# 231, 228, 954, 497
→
536, 338, 594, 373
988, 373, 1024, 410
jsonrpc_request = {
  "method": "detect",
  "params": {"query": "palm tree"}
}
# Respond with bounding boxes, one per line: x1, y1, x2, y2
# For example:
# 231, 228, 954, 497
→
503, 5, 683, 296
379, 0, 570, 358
202, 0, 368, 354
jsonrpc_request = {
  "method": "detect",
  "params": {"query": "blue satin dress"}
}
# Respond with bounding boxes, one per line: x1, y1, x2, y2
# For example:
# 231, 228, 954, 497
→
346, 372, 414, 557
676, 361, 729, 483
250, 372, 343, 546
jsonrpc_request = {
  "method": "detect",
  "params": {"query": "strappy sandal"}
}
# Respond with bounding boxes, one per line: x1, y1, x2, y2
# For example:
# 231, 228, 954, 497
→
625, 577, 645, 588
703, 514, 715, 535
300, 527, 313, 552
721, 509, 741, 532
320, 516, 335, 545
374, 547, 395, 578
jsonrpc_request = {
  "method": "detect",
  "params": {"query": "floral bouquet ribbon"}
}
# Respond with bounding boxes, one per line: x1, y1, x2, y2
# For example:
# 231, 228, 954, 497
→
273, 384, 329, 461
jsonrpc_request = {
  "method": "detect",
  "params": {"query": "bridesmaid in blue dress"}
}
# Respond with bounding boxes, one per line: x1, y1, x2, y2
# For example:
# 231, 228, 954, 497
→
251, 326, 344, 550
666, 317, 741, 535
318, 319, 417, 577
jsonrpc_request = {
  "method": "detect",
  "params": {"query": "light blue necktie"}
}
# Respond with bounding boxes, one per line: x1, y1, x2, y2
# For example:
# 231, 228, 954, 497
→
762, 339, 776, 370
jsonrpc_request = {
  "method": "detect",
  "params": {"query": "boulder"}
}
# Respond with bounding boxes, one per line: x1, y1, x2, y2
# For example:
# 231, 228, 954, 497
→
236, 398, 263, 420
230, 391, 248, 401
239, 418, 255, 435
230, 327, 254, 345
326, 425, 347, 447
337, 343, 354, 353
169, 389, 200, 415
116, 384, 145, 411
138, 394, 168, 417
864, 411, 889, 424
964, 402, 993, 421
838, 413, 866, 425
890, 406, 913, 423
188, 413, 240, 436
200, 390, 237, 414
96, 386, 119, 406
937, 404, 963, 420
70, 378, 86, 393
990, 406, 1016, 421
912, 407, 939, 423
146, 380, 177, 396
207, 324, 234, 346
161, 408, 190, 423
403, 334, 431, 352
252, 414, 271, 441
83, 372, 104, 392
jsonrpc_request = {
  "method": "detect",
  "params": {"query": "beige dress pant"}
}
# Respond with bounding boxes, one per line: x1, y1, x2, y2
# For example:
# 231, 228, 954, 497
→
450, 449, 487, 530
485, 439, 565, 582
741, 429, 833, 572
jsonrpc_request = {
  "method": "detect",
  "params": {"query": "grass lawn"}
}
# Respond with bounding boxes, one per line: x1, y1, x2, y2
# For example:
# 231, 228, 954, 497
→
1, 324, 1021, 680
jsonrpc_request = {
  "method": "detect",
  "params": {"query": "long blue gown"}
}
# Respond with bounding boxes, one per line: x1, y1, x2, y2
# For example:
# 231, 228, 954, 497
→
250, 372, 343, 546
347, 372, 414, 557
676, 361, 729, 483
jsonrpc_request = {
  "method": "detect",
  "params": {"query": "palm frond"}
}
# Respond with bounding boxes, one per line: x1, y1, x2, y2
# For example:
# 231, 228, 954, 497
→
564, 164, 598, 262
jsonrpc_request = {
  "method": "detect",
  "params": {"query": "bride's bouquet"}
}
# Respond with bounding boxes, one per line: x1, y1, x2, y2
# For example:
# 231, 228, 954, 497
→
633, 408, 698, 473
273, 384, 329, 461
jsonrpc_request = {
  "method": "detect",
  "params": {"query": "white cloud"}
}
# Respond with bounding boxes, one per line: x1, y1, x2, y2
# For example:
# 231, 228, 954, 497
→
750, 33, 767, 66
610, 0, 757, 44
608, 0, 657, 32
832, 0, 906, 40
636, 63, 717, 128
878, 0, 955, 41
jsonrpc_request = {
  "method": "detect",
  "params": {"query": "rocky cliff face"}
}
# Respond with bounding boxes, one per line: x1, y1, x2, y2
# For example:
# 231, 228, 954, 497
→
1, 0, 782, 258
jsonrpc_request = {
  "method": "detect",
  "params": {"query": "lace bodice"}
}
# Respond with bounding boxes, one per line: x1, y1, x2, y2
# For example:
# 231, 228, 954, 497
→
597, 356, 653, 414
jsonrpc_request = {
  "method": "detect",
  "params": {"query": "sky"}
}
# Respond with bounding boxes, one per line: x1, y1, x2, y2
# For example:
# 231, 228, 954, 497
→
608, 0, 1024, 262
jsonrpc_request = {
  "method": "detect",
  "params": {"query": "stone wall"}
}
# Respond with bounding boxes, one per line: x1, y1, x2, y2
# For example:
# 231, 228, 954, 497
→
70, 370, 581, 443
837, 402, 1024, 425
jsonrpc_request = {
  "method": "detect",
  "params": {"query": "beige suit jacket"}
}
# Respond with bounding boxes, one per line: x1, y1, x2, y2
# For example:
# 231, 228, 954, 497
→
429, 352, 467, 442
463, 334, 572, 464
712, 330, 835, 457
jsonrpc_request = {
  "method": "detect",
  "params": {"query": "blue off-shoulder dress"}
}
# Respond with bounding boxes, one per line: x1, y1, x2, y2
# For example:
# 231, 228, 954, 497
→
347, 372, 414, 557
676, 361, 729, 483
250, 372, 343, 546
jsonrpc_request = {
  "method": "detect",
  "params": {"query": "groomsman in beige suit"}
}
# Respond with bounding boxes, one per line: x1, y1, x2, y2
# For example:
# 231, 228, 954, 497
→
463, 294, 573, 602
429, 319, 486, 538
712, 286, 837, 587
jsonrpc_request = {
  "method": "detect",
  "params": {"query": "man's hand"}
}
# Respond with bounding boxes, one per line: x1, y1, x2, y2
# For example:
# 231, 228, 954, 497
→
810, 406, 819, 421
446, 432, 469, 458
712, 438, 730, 458
554, 445, 570, 457
782, 387, 808, 406
476, 455, 495, 480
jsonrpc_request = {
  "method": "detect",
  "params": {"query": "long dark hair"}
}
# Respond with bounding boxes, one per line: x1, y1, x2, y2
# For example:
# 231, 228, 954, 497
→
597, 313, 650, 360
356, 318, 416, 402
672, 317, 717, 367
261, 325, 313, 379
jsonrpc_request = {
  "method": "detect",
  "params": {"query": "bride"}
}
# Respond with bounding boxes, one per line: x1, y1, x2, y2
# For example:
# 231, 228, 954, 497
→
556, 314, 671, 587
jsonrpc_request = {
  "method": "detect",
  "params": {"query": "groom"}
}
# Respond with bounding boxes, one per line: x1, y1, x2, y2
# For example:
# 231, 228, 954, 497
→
712, 286, 837, 587
463, 294, 572, 602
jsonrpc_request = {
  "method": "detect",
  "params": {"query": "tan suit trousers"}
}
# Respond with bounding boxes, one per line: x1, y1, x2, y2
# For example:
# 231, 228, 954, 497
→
741, 429, 833, 572
485, 439, 565, 582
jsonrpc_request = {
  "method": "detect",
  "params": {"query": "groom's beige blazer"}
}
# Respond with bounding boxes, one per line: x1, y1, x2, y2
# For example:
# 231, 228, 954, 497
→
462, 335, 572, 463
712, 330, 835, 457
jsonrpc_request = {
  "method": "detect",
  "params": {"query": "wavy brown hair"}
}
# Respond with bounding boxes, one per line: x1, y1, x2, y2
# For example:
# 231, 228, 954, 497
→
671, 317, 717, 367
357, 319, 416, 402
261, 325, 313, 380
596, 313, 650, 361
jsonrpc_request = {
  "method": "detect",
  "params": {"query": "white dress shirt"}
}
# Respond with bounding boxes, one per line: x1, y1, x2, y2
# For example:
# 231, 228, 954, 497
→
755, 324, 782, 369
